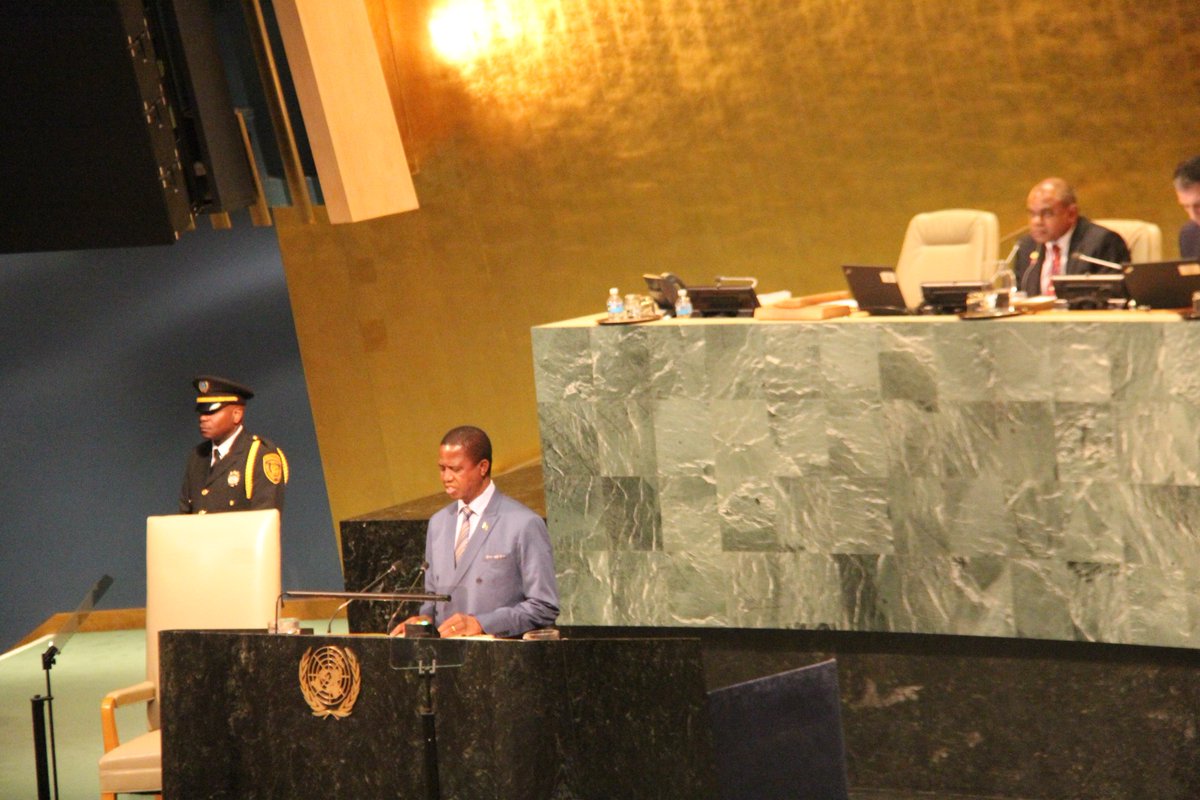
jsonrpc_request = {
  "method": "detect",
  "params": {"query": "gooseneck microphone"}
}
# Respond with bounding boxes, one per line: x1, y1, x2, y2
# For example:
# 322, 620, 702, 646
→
385, 561, 431, 635
325, 560, 403, 634
999, 224, 1030, 248
402, 561, 430, 594
1071, 252, 1125, 272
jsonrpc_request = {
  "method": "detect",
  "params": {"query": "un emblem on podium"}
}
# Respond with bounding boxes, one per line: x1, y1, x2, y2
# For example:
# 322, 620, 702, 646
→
299, 645, 362, 718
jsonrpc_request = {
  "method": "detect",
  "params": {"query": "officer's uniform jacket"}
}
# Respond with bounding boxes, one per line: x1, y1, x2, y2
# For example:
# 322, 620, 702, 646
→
179, 430, 287, 514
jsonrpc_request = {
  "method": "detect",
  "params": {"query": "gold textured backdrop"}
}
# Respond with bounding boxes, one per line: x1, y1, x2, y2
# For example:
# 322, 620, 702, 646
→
274, 0, 1200, 533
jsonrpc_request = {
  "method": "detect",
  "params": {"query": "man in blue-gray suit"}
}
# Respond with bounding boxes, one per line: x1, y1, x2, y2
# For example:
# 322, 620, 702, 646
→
393, 426, 559, 638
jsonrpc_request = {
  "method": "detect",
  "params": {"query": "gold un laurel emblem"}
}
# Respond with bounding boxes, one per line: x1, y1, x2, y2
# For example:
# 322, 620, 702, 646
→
299, 645, 361, 718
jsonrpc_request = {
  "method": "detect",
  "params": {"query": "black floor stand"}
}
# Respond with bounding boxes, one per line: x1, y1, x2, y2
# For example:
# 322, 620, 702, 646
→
418, 660, 441, 800
31, 647, 61, 800
28, 574, 113, 800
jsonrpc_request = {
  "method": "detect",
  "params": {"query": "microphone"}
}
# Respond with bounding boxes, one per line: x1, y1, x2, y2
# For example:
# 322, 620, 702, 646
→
999, 224, 1030, 247
325, 560, 403, 634
1003, 243, 1019, 265
1071, 252, 1124, 272
385, 561, 431, 635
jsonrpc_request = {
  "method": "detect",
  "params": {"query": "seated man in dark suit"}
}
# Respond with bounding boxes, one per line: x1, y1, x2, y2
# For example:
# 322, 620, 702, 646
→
1173, 156, 1200, 259
1015, 177, 1130, 296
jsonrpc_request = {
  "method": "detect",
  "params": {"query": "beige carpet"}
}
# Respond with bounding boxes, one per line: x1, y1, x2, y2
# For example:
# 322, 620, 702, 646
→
1, 629, 144, 800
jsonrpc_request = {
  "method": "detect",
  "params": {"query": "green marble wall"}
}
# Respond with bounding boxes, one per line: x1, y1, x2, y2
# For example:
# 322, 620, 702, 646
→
534, 316, 1200, 648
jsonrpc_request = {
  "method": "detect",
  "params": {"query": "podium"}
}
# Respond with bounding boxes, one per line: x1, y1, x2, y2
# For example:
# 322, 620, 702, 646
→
159, 631, 717, 799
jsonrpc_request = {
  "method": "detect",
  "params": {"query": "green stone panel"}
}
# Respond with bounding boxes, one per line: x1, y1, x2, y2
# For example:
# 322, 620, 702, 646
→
533, 316, 1200, 648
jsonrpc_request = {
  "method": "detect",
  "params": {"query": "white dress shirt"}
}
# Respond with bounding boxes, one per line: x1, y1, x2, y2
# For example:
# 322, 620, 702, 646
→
210, 426, 243, 465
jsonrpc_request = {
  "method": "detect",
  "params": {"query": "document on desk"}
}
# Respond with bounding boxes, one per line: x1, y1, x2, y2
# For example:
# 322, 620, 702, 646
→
754, 302, 854, 320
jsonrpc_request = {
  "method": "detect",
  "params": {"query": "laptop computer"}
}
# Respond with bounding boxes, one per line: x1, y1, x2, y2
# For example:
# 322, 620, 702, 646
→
1122, 259, 1200, 309
841, 265, 911, 315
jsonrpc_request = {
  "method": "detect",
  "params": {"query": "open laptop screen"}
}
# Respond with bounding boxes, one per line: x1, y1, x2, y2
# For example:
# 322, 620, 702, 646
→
1122, 260, 1200, 309
841, 265, 910, 315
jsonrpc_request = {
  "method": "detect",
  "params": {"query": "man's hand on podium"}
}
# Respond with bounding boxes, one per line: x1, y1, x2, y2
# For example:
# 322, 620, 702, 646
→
390, 614, 432, 636
439, 613, 482, 638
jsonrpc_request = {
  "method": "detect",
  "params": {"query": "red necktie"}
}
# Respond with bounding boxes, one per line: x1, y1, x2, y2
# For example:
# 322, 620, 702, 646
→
1044, 243, 1062, 295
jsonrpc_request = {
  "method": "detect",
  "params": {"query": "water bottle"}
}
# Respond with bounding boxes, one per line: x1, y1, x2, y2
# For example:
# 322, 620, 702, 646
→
674, 288, 692, 318
606, 287, 624, 320
991, 260, 1016, 310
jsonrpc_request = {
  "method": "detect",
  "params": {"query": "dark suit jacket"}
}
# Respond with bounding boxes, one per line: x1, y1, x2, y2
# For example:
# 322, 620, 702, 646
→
1016, 216, 1132, 296
419, 488, 559, 637
179, 430, 287, 514
1181, 221, 1200, 260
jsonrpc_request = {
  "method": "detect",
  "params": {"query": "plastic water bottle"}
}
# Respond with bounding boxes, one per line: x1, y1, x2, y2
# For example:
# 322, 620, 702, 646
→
606, 287, 624, 320
674, 288, 692, 318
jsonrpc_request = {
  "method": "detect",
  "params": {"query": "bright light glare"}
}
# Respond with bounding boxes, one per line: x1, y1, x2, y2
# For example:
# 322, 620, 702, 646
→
429, 0, 522, 65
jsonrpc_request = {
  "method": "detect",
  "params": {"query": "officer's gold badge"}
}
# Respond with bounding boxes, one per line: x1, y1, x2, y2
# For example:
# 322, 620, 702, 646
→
263, 453, 284, 485
299, 645, 361, 718
227, 469, 240, 488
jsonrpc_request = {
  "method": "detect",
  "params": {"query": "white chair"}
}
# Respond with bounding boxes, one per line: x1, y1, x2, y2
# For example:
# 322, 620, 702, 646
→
98, 510, 281, 800
1094, 218, 1162, 263
895, 209, 1000, 308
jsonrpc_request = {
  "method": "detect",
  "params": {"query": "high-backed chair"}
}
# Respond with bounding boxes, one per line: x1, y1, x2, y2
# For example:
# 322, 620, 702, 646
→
98, 509, 281, 800
895, 209, 1000, 308
1094, 218, 1162, 263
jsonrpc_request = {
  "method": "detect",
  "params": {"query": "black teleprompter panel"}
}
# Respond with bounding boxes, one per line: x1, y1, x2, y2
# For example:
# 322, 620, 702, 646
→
0, 0, 253, 253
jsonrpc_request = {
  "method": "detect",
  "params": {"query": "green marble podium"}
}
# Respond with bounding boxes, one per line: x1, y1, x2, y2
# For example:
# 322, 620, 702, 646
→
532, 311, 1200, 649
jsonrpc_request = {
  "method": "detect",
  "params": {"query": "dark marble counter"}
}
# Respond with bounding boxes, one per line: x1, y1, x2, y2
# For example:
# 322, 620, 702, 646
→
575, 625, 1200, 800
160, 630, 716, 800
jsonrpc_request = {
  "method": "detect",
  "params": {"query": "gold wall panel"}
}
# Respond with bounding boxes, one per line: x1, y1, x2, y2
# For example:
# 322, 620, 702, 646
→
276, 0, 1200, 531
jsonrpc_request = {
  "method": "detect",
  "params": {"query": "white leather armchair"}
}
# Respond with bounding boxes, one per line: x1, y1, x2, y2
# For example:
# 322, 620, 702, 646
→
1094, 218, 1162, 263
98, 509, 281, 799
895, 209, 1000, 308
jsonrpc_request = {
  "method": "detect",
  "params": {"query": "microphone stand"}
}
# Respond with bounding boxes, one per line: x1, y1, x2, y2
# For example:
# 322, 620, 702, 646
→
32, 574, 113, 800
325, 561, 402, 634
380, 568, 454, 800
418, 659, 441, 800
282, 587, 455, 800
274, 589, 450, 633
391, 652, 465, 800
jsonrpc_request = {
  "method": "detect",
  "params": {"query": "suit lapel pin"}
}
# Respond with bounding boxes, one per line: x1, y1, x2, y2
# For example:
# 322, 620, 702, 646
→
482, 521, 489, 532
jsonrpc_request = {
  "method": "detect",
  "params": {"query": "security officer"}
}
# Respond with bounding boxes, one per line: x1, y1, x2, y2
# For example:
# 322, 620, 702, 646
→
179, 375, 288, 514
